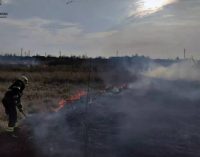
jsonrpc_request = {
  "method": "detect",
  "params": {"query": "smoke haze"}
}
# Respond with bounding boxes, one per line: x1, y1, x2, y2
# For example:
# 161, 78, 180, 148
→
145, 61, 200, 81
25, 61, 200, 157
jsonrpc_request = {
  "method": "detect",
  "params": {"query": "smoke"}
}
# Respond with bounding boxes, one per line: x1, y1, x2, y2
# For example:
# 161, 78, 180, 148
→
0, 56, 40, 66
24, 60, 200, 157
144, 60, 200, 81
25, 81, 200, 157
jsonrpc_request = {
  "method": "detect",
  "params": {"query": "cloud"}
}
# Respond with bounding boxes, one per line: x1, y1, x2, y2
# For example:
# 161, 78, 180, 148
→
1, 13, 200, 58
2, 0, 12, 4
0, 18, 82, 53
0, 0, 200, 58
131, 0, 178, 17
0, 17, 117, 56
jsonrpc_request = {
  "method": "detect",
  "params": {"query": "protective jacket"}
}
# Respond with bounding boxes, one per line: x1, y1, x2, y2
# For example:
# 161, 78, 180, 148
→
2, 78, 26, 128
2, 79, 25, 111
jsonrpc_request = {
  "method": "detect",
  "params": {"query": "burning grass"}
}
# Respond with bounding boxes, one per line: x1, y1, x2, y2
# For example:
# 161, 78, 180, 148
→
20, 78, 200, 157
0, 64, 134, 122
1, 60, 200, 157
54, 90, 87, 112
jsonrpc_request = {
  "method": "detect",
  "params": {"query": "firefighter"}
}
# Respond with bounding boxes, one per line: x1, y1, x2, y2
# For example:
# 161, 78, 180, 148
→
2, 75, 28, 132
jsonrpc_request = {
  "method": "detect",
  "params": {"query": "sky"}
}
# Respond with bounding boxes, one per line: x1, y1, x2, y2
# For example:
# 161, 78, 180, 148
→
0, 0, 200, 58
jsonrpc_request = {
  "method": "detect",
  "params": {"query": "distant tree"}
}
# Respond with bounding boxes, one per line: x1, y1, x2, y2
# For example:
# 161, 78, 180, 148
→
81, 54, 88, 59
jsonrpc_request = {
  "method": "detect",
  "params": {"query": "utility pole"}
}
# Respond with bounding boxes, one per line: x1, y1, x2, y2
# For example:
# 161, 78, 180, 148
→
116, 50, 119, 57
20, 48, 23, 57
184, 48, 186, 59
28, 50, 31, 57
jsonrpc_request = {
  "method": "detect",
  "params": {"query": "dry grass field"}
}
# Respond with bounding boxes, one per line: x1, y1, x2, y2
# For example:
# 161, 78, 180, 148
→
0, 69, 93, 119
2, 58, 200, 157
0, 63, 134, 123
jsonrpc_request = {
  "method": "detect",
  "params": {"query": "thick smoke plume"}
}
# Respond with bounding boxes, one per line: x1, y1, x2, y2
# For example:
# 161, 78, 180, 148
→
25, 60, 200, 157
145, 61, 200, 81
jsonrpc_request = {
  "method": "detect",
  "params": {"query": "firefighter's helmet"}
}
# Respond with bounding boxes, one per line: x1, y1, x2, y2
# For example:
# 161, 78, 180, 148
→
20, 75, 28, 85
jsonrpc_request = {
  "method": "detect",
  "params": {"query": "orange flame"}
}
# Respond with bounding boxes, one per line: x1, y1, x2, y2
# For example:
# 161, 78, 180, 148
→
54, 83, 128, 112
54, 90, 87, 112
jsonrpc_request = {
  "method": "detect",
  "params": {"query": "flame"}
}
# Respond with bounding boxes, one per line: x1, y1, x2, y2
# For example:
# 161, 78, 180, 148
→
54, 90, 87, 112
54, 84, 128, 112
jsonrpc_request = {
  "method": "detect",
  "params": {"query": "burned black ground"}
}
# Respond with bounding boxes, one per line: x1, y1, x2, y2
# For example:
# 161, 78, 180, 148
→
16, 77, 200, 157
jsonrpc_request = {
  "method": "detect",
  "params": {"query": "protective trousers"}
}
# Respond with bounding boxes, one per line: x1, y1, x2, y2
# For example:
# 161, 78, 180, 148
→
3, 101, 17, 127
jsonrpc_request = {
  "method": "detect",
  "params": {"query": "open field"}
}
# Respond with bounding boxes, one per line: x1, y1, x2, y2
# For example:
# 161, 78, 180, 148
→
0, 70, 98, 119
0, 58, 137, 121
1, 57, 200, 157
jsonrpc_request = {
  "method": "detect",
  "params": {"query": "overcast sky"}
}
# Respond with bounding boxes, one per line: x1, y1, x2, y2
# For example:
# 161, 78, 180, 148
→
0, 0, 200, 58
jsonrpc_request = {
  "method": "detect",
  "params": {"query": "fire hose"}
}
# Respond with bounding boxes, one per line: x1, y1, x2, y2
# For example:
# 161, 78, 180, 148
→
20, 110, 27, 118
